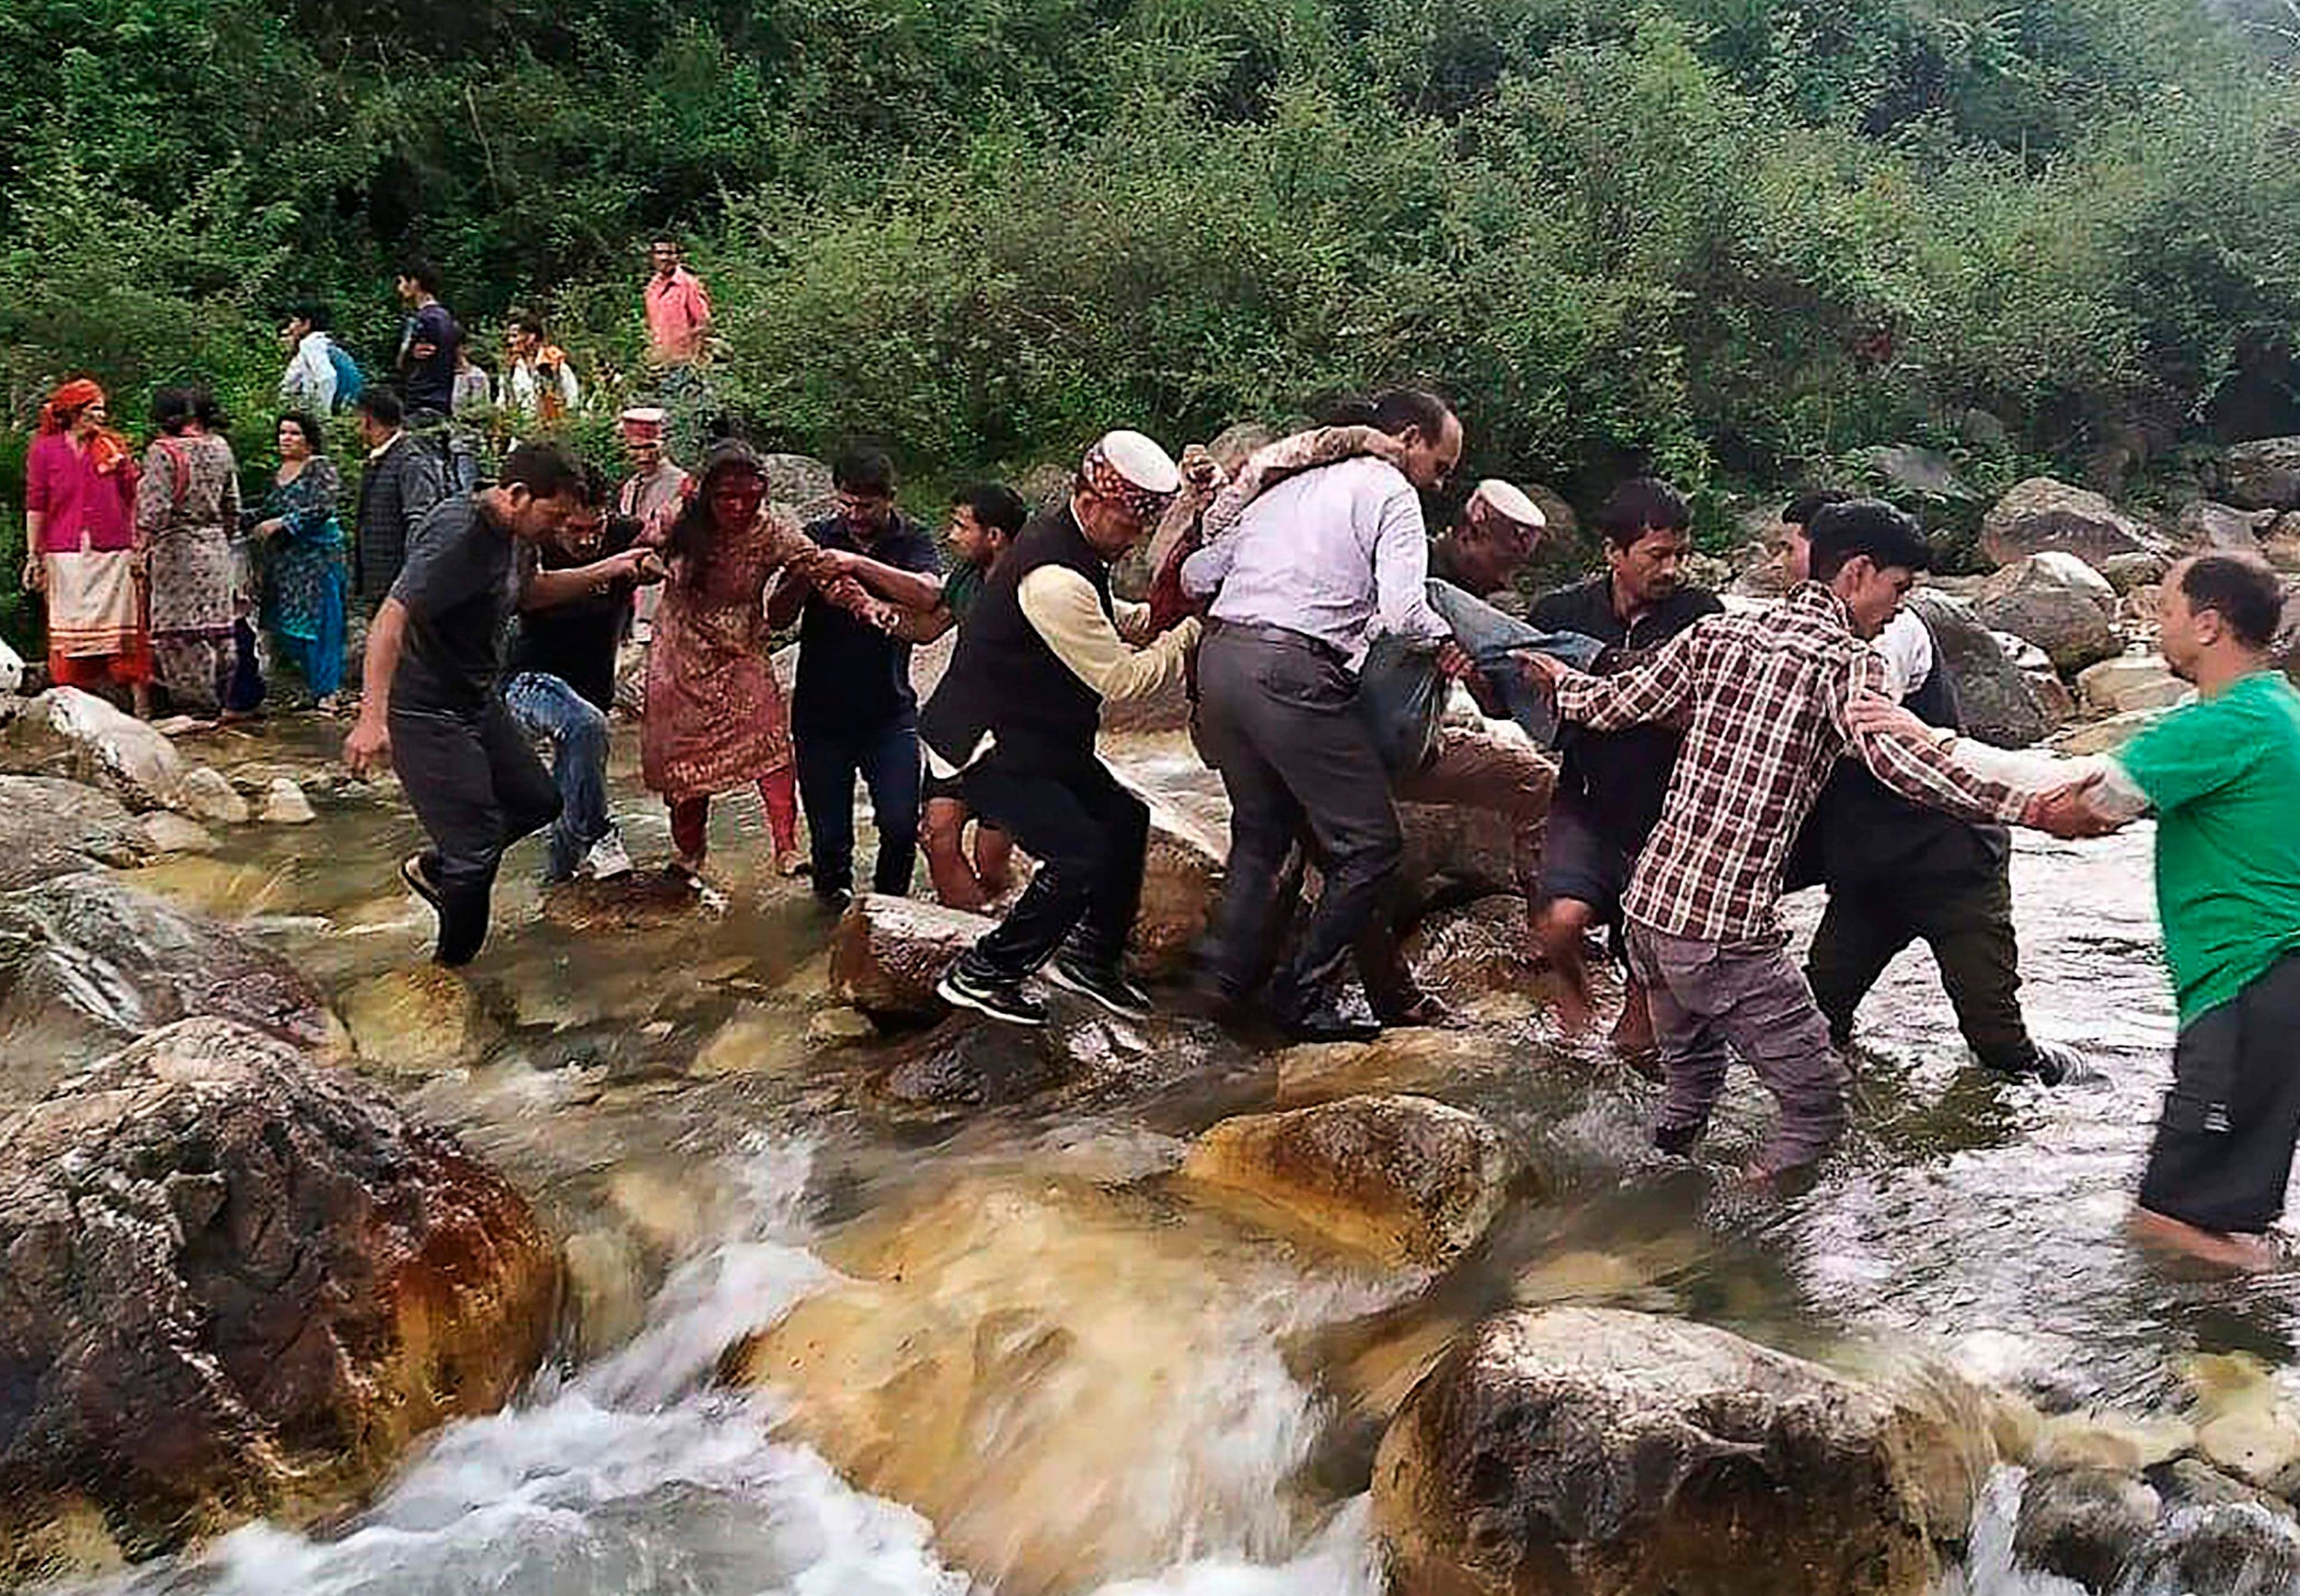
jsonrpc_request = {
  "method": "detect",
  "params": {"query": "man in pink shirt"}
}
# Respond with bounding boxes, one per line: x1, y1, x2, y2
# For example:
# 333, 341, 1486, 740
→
644, 237, 712, 366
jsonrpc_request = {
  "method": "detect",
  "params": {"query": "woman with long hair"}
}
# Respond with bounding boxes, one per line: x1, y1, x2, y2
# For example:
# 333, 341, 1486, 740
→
20, 379, 151, 714
640, 440, 809, 879
251, 410, 350, 708
136, 385, 243, 718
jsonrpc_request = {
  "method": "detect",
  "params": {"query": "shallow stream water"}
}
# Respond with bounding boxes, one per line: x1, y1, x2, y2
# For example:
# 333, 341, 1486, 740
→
41, 715, 2300, 1596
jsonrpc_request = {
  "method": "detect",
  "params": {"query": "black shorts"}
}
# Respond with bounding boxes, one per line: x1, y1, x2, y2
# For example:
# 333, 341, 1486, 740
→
2139, 950, 2300, 1234
1537, 796, 1633, 923
922, 767, 968, 808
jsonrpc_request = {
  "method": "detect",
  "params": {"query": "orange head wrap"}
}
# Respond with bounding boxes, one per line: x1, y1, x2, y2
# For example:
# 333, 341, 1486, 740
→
38, 379, 132, 475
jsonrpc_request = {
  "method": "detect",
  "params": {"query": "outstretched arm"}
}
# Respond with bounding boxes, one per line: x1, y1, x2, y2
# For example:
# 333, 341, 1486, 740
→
1529, 624, 1702, 731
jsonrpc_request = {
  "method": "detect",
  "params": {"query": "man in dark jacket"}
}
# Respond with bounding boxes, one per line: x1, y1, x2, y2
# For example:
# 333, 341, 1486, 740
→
920, 431, 1199, 1028
769, 446, 942, 909
1527, 478, 1722, 1053
1776, 492, 2080, 1084
353, 386, 446, 605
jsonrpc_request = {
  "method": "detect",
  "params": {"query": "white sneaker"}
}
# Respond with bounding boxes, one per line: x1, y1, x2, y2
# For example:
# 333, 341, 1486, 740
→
582, 830, 634, 881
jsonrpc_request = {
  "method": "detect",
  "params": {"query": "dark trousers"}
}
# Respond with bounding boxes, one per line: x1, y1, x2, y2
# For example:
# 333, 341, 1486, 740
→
959, 751, 1149, 981
390, 700, 561, 965
796, 713, 922, 897
2140, 951, 2300, 1234
1196, 624, 1401, 1017
1805, 862, 2038, 1074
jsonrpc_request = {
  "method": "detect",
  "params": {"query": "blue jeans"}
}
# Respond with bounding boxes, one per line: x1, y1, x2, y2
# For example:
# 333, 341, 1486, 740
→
503, 672, 614, 881
795, 712, 923, 897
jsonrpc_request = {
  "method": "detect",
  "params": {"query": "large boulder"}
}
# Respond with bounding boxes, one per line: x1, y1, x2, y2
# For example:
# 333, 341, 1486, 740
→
1981, 478, 2159, 571
0, 1018, 561, 1581
0, 872, 339, 1100
760, 452, 834, 520
2176, 499, 2271, 553
1180, 1094, 1516, 1268
2076, 655, 2190, 716
1973, 553, 2122, 672
828, 892, 989, 1020
6, 687, 187, 809
0, 775, 146, 890
1905, 592, 2053, 748
2221, 437, 2300, 511
1373, 1307, 1987, 1596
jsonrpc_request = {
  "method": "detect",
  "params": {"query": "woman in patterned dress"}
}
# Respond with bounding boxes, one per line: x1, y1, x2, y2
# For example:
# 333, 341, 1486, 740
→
251, 410, 349, 707
136, 386, 243, 718
640, 441, 809, 878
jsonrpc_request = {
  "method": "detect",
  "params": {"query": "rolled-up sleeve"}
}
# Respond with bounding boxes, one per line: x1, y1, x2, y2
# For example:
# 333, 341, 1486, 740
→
1371, 482, 1449, 644
1019, 566, 1201, 702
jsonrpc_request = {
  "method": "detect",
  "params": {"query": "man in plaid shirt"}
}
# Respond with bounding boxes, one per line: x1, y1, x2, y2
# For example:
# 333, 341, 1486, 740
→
1524, 500, 2062, 1184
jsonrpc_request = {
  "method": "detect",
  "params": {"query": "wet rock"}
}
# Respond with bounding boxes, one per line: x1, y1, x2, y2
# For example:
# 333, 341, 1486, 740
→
1974, 553, 2122, 672
1373, 1307, 1982, 1596
829, 893, 986, 1019
2118, 1502, 2300, 1596
6, 687, 187, 809
810, 1005, 876, 1044
2099, 550, 2169, 592
340, 965, 496, 1074
174, 764, 249, 825
1981, 477, 2160, 571
2188, 1350, 2300, 1493
878, 1017, 1068, 1106
1400, 893, 1539, 999
2147, 1456, 2299, 1522
0, 775, 145, 890
257, 776, 315, 824
2012, 1464, 2160, 1590
2029, 1407, 2195, 1474
1133, 782, 1226, 975
689, 1004, 809, 1076
0, 873, 339, 1100
136, 810, 217, 854
2177, 499, 2271, 553
561, 1227, 649, 1361
0, 1017, 559, 1581
1180, 1093, 1514, 1268
538, 869, 706, 934
1906, 592, 2054, 748
2076, 654, 2189, 715
2221, 436, 2300, 511
2262, 513, 2300, 572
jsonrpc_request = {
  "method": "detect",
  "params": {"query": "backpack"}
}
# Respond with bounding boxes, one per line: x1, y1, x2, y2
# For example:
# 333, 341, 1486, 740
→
326, 339, 364, 408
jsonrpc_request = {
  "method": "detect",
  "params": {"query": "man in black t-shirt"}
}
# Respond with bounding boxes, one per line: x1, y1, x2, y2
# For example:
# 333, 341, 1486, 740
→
393, 257, 463, 434
768, 445, 942, 909
345, 443, 645, 965
1527, 478, 1723, 1054
503, 489, 663, 884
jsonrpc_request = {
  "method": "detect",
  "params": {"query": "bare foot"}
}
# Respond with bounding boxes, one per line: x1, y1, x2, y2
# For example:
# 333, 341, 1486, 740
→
2127, 1206, 2285, 1272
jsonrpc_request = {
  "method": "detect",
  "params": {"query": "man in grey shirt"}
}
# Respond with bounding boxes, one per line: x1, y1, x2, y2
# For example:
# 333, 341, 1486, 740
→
1181, 387, 1463, 1040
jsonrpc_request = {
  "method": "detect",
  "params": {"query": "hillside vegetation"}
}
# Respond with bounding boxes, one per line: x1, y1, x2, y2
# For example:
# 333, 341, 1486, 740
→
5, 0, 2299, 530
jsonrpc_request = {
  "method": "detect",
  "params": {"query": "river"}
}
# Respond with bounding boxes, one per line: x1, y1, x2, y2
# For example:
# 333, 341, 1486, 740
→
41, 716, 2300, 1596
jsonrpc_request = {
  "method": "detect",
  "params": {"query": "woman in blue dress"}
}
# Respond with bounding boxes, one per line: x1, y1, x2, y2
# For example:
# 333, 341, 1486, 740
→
251, 410, 350, 708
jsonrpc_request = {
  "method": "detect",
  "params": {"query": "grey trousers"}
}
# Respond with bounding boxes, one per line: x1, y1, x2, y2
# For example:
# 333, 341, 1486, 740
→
1197, 623, 1401, 1017
1627, 921, 1850, 1176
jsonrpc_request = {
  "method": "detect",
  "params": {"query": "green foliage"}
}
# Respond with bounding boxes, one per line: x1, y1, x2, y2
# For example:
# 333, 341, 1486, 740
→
3, 0, 2298, 570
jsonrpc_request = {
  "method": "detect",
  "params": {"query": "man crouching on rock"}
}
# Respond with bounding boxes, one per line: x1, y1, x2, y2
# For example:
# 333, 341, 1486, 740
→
345, 442, 656, 966
919, 431, 1201, 1027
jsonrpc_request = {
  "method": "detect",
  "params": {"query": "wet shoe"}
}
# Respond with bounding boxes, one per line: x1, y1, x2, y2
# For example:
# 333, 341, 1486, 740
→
1042, 955, 1153, 1021
582, 831, 634, 881
399, 851, 443, 910
1282, 1001, 1382, 1045
814, 886, 854, 913
1993, 1039, 2085, 1087
937, 961, 1048, 1028
1652, 1121, 1704, 1157
1373, 987, 1456, 1029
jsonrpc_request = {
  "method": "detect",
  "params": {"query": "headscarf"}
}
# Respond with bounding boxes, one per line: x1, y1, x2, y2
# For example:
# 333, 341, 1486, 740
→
1080, 430, 1181, 522
38, 379, 133, 476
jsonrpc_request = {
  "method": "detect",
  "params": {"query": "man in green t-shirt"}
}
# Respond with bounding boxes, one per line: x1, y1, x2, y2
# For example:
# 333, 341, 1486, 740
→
814, 482, 1030, 910
1903, 553, 2300, 1269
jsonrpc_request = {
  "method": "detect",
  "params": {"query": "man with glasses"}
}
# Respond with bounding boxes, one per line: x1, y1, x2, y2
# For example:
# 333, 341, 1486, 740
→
1182, 386, 1466, 1041
772, 445, 941, 908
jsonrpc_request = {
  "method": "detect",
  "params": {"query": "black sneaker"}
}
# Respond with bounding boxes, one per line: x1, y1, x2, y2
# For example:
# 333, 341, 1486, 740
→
1281, 1000, 1382, 1045
1652, 1121, 1704, 1157
936, 961, 1049, 1028
399, 851, 443, 910
814, 886, 854, 914
1042, 955, 1154, 1021
1994, 1039, 2085, 1087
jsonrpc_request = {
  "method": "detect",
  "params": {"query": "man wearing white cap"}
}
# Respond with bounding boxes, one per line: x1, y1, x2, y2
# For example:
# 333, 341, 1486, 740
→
613, 407, 688, 642
920, 430, 1202, 1026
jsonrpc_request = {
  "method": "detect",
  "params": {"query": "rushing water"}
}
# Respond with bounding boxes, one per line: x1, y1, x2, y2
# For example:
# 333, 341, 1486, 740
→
37, 716, 2300, 1595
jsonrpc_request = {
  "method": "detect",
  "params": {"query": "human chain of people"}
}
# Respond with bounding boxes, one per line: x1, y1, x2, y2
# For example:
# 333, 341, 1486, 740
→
17, 245, 2300, 1282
